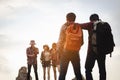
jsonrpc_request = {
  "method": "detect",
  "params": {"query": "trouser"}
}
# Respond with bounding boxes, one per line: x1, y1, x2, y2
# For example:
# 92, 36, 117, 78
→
85, 51, 106, 80
27, 64, 39, 80
59, 50, 82, 80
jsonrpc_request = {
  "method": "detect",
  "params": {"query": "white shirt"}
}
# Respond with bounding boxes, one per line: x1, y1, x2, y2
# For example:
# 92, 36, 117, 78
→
44, 51, 51, 61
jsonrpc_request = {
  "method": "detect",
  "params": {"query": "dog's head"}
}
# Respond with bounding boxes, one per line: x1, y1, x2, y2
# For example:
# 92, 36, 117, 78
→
19, 66, 27, 74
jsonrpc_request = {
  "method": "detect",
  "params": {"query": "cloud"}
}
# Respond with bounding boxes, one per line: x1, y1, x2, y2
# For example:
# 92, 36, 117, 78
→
0, 34, 25, 49
0, 1, 119, 80
0, 34, 10, 47
0, 54, 13, 80
0, 55, 11, 74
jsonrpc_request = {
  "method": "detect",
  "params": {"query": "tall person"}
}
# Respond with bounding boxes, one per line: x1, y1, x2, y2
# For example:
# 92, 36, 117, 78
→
81, 14, 115, 80
26, 40, 39, 80
57, 12, 83, 80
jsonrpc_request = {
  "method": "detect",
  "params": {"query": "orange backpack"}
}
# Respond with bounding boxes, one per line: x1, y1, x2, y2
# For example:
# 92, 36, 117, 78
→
64, 23, 83, 51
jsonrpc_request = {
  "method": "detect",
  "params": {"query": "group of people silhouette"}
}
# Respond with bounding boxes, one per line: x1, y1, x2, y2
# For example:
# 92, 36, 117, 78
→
26, 12, 115, 80
26, 40, 58, 80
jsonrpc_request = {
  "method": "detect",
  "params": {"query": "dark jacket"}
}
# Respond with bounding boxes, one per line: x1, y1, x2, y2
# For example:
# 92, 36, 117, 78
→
81, 21, 115, 54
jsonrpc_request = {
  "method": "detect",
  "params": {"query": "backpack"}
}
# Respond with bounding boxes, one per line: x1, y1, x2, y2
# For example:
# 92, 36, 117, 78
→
64, 23, 83, 51
93, 21, 115, 57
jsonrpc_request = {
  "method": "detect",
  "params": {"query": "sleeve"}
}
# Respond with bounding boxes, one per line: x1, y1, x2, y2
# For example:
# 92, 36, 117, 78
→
57, 24, 66, 53
50, 49, 53, 59
40, 51, 44, 61
35, 48, 39, 54
80, 22, 93, 30
49, 51, 52, 60
26, 48, 29, 57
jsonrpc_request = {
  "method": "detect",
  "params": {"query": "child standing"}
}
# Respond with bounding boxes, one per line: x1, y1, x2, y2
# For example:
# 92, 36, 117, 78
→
40, 45, 51, 80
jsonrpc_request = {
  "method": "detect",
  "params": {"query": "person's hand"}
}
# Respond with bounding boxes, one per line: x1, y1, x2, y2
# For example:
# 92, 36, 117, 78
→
57, 65, 60, 72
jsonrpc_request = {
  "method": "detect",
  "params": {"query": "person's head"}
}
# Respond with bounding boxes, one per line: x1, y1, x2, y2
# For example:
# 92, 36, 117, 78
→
66, 12, 76, 22
52, 43, 57, 49
43, 44, 49, 51
89, 13, 99, 22
30, 40, 36, 47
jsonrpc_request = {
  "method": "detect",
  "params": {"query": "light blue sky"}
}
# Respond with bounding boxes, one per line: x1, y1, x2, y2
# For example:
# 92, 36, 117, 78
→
0, 0, 120, 80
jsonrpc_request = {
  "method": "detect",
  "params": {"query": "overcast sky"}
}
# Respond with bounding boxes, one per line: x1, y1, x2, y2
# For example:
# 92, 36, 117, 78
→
0, 0, 120, 80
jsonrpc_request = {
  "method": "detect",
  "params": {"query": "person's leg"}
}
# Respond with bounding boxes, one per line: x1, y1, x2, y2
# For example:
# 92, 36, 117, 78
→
97, 54, 106, 80
47, 67, 50, 80
53, 66, 57, 80
43, 67, 46, 80
33, 64, 39, 80
85, 52, 96, 80
59, 51, 70, 80
27, 64, 32, 80
71, 52, 82, 80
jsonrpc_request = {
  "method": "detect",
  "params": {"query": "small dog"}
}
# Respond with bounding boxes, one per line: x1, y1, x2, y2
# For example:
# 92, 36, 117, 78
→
16, 66, 32, 80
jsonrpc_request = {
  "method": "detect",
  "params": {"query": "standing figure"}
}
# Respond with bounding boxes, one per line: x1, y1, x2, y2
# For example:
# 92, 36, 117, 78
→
26, 40, 39, 80
41, 45, 51, 80
50, 43, 58, 80
81, 14, 115, 80
57, 12, 83, 80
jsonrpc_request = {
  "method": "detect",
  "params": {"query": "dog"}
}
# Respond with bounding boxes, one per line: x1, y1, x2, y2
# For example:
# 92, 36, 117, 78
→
16, 66, 32, 80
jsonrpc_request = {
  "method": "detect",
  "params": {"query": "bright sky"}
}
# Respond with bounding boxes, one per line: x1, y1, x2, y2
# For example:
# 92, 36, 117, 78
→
0, 0, 120, 80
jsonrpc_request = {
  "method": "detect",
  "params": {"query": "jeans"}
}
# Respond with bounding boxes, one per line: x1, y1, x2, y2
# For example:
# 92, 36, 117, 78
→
85, 51, 106, 80
27, 64, 39, 80
59, 50, 82, 80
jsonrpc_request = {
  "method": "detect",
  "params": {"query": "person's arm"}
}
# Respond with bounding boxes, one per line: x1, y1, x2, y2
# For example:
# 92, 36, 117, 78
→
56, 24, 66, 67
36, 48, 39, 54
49, 50, 52, 60
34, 47, 39, 57
26, 48, 36, 57
26, 48, 33, 57
80, 22, 93, 30
50, 49, 54, 60
57, 24, 66, 54
26, 48, 29, 57
40, 51, 44, 63
28, 54, 34, 57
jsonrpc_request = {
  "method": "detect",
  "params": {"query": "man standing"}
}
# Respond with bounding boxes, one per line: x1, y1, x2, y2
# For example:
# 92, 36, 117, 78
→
57, 12, 83, 80
26, 40, 39, 80
81, 14, 115, 80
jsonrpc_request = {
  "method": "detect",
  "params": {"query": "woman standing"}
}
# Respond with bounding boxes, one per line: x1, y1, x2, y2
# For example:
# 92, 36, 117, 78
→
50, 43, 58, 80
40, 45, 51, 80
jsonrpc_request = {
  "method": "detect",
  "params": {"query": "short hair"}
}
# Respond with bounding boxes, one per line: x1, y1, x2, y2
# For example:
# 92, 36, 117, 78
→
90, 14, 99, 21
66, 12, 76, 22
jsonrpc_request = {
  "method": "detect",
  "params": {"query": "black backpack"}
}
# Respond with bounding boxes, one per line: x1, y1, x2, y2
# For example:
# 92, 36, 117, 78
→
94, 21, 115, 57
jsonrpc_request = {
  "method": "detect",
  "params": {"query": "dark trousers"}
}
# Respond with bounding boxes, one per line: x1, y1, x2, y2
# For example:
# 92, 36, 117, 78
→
85, 51, 106, 80
59, 50, 82, 80
27, 64, 39, 80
